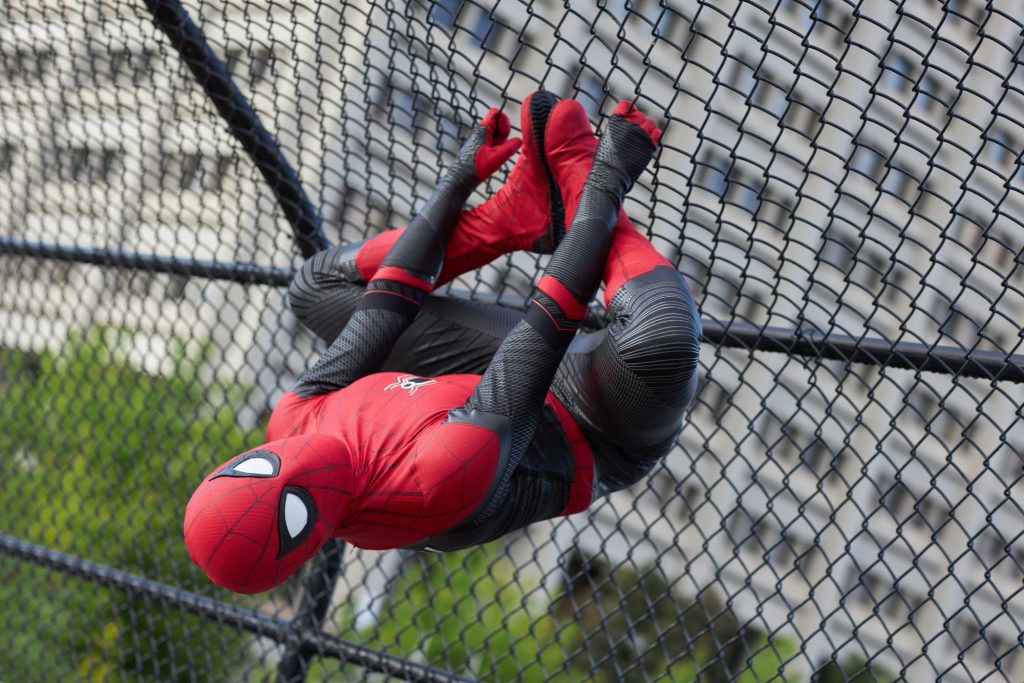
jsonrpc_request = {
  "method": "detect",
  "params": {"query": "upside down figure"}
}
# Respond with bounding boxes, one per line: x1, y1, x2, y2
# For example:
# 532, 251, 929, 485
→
184, 92, 702, 593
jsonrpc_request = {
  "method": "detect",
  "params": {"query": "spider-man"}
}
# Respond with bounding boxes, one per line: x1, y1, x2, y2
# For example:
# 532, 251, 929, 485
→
184, 92, 701, 593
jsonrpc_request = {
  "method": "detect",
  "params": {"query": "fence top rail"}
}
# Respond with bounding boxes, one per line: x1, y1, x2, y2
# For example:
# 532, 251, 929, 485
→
3, 236, 1020, 384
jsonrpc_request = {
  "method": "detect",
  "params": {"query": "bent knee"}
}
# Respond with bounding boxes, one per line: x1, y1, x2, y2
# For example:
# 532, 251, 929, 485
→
288, 244, 366, 341
614, 272, 701, 369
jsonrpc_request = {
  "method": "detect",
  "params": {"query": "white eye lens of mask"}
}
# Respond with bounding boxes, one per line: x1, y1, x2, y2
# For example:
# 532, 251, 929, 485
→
283, 491, 309, 538
234, 457, 275, 476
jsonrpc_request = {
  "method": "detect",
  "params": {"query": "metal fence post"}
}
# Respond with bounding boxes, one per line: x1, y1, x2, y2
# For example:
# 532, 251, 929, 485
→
277, 539, 348, 682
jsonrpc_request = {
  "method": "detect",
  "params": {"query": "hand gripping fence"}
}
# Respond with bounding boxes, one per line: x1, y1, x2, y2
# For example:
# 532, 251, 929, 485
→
1, 1, 1023, 682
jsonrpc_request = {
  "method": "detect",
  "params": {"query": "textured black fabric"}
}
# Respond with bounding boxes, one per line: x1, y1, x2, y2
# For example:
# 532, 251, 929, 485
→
381, 297, 520, 376
464, 320, 566, 523
290, 242, 701, 503
292, 308, 409, 397
288, 242, 365, 342
552, 266, 701, 493
378, 124, 483, 280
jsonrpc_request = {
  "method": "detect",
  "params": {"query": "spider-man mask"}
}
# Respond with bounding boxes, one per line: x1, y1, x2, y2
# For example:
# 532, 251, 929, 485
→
184, 434, 352, 593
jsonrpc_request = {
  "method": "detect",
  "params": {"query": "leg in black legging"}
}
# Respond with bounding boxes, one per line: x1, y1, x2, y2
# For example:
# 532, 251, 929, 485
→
553, 263, 701, 494
288, 238, 519, 378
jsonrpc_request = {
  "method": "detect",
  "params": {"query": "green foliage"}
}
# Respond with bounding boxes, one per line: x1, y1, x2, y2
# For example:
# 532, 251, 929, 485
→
0, 328, 899, 682
815, 656, 894, 683
324, 545, 895, 683
0, 328, 263, 681
324, 546, 585, 682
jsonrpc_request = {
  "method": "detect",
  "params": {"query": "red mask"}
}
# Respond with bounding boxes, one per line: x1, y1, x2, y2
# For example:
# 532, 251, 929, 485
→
183, 434, 351, 593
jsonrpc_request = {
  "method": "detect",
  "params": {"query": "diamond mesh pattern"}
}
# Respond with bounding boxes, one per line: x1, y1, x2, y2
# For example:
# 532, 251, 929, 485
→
1, 1, 1023, 681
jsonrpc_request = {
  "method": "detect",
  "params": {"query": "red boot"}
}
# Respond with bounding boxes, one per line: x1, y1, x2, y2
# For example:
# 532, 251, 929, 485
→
355, 91, 569, 286
540, 97, 600, 226
440, 89, 567, 273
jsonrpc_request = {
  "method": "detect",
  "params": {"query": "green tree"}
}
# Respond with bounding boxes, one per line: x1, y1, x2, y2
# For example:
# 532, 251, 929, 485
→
324, 544, 895, 683
320, 545, 587, 682
0, 328, 263, 681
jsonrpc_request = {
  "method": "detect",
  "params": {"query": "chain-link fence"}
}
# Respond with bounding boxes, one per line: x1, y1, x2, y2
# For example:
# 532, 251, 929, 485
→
1, 0, 1022, 681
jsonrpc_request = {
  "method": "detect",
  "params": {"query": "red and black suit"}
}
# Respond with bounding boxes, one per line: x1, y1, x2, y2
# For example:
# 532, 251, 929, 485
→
184, 94, 701, 593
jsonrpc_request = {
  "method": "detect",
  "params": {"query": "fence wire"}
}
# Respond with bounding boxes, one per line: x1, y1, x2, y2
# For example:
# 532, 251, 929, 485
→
1, 0, 1023, 681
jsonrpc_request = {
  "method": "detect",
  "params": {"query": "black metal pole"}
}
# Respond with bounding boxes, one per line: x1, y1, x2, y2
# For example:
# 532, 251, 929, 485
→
698, 319, 1024, 384
3, 236, 1022, 384
277, 539, 349, 683
0, 534, 468, 683
0, 237, 294, 287
142, 0, 329, 258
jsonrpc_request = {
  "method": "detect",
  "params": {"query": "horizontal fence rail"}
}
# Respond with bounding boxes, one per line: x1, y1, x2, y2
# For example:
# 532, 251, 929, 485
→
0, 534, 469, 683
4, 237, 1019, 383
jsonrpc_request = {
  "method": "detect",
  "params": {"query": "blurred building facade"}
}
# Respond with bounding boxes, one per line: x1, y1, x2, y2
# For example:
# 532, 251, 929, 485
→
1, 0, 1021, 680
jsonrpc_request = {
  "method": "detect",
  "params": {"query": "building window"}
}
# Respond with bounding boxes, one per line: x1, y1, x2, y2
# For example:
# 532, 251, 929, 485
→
880, 166, 914, 200
813, 0, 854, 44
761, 419, 801, 462
827, 447, 849, 481
54, 146, 121, 184
753, 77, 789, 119
849, 145, 885, 182
469, 7, 504, 51
430, 0, 463, 30
851, 248, 887, 290
882, 480, 911, 518
955, 617, 982, 652
390, 88, 420, 133
882, 52, 918, 91
730, 509, 760, 554
706, 273, 740, 314
917, 74, 944, 114
907, 388, 939, 423
435, 112, 461, 155
726, 168, 761, 212
820, 229, 857, 272
694, 152, 729, 197
650, 5, 690, 44
768, 532, 797, 570
757, 192, 795, 229
167, 152, 232, 192
990, 129, 1016, 168
728, 58, 757, 98
0, 142, 15, 175
799, 438, 829, 474
225, 47, 273, 86
576, 73, 607, 118
978, 529, 1006, 568
915, 493, 947, 531
84, 48, 155, 86
945, 0, 983, 25
940, 307, 979, 346
696, 378, 731, 422
2, 49, 56, 81
783, 99, 819, 133
954, 211, 987, 252
781, 0, 814, 35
